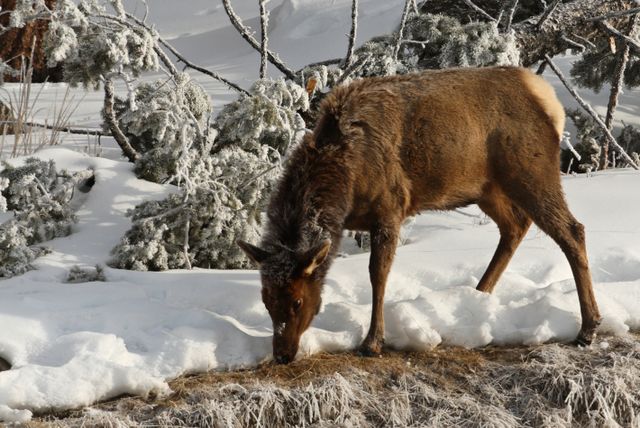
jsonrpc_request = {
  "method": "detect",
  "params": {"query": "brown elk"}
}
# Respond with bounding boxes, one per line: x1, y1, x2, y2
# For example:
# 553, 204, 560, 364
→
238, 66, 602, 364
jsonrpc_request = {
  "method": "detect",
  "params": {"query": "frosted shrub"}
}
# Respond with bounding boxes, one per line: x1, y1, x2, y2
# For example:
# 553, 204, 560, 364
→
1, 158, 76, 243
352, 36, 414, 78
0, 221, 47, 278
404, 13, 519, 69
619, 124, 640, 159
66, 264, 106, 283
110, 79, 308, 270
563, 109, 602, 172
215, 79, 308, 159
0, 158, 75, 278
107, 73, 213, 183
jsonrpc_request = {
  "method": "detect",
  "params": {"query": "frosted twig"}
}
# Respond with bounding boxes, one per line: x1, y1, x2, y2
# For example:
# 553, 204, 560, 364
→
536, 0, 560, 28
221, 0, 296, 80
560, 35, 586, 52
570, 33, 597, 49
601, 21, 640, 52
113, 12, 249, 94
183, 213, 192, 270
544, 55, 638, 170
588, 7, 640, 22
503, 0, 518, 32
462, 0, 498, 23
393, 0, 413, 61
102, 77, 139, 162
336, 54, 367, 85
343, 0, 358, 68
259, 0, 269, 79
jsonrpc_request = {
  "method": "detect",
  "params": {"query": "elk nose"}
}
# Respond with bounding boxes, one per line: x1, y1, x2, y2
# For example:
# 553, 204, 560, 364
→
274, 354, 292, 364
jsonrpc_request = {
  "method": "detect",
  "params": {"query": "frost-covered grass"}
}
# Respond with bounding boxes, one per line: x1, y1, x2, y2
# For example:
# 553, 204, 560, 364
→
25, 334, 640, 427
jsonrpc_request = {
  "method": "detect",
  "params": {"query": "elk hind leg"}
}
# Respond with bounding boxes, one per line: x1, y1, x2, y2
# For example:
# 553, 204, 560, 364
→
510, 186, 602, 345
476, 186, 532, 294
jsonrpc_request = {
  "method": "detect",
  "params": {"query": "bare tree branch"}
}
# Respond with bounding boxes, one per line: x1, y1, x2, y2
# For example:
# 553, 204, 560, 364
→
155, 38, 249, 95
259, 0, 269, 79
601, 20, 640, 52
221, 0, 296, 80
103, 77, 139, 163
112, 13, 249, 94
588, 6, 640, 22
536, 0, 561, 28
461, 0, 498, 23
560, 34, 586, 52
544, 55, 638, 170
23, 121, 110, 137
503, 0, 518, 32
393, 0, 414, 60
343, 0, 359, 68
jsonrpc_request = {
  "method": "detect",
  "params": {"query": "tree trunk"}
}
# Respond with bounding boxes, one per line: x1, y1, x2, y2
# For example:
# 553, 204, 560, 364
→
0, 0, 63, 83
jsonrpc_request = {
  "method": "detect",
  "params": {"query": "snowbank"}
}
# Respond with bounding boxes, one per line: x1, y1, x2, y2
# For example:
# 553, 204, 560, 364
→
0, 146, 639, 420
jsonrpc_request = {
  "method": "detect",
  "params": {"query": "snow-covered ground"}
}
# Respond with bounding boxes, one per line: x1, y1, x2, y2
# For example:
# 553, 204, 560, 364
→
0, 0, 639, 422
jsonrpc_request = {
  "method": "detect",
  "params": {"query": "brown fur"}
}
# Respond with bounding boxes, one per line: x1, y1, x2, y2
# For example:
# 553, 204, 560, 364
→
239, 66, 602, 364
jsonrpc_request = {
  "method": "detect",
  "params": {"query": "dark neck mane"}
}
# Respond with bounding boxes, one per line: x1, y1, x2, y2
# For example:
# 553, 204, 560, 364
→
262, 137, 352, 266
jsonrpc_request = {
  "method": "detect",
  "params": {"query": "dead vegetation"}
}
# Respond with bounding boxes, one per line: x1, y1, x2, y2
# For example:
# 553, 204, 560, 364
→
22, 333, 640, 427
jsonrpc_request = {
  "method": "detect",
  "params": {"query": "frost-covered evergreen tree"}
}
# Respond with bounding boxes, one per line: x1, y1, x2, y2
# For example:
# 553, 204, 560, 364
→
110, 79, 309, 270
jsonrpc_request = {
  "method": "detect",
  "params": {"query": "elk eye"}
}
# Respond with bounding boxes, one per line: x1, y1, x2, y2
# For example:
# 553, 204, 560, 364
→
293, 299, 302, 312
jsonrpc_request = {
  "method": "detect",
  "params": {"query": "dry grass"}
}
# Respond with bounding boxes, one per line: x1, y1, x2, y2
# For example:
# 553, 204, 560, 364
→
23, 333, 640, 427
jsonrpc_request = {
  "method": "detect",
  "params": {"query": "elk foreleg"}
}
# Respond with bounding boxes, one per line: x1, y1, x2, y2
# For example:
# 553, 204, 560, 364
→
359, 223, 399, 356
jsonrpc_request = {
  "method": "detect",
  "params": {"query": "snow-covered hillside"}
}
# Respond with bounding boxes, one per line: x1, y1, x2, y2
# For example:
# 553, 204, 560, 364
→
0, 0, 639, 423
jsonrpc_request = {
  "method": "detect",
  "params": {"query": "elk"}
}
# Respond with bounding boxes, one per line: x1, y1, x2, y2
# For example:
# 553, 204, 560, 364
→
238, 66, 602, 364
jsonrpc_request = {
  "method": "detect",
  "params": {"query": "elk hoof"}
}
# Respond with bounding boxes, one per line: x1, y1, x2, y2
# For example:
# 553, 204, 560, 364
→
574, 319, 601, 347
357, 339, 384, 357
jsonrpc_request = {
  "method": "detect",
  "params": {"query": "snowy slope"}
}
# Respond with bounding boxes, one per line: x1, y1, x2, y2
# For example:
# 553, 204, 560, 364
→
0, 0, 639, 422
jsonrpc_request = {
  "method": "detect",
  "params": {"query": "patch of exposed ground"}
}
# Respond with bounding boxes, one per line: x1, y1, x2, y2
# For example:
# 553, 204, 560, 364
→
25, 333, 640, 427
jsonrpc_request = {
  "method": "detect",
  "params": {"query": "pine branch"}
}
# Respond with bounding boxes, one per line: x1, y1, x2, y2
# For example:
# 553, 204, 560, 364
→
343, 0, 358, 68
393, 0, 413, 61
259, 0, 269, 79
544, 55, 638, 170
103, 77, 139, 163
221, 0, 296, 80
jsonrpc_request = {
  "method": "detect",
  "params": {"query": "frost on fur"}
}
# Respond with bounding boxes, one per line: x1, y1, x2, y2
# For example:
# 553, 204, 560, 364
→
110, 79, 308, 270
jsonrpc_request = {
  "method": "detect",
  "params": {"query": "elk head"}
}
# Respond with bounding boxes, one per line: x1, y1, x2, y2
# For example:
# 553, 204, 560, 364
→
238, 239, 332, 364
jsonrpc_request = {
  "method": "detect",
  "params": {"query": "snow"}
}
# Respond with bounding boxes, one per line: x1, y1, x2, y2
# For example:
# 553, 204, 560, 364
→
0, 0, 639, 422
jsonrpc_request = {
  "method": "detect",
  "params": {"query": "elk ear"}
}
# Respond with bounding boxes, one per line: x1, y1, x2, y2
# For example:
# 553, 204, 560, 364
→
237, 240, 270, 265
301, 240, 332, 276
